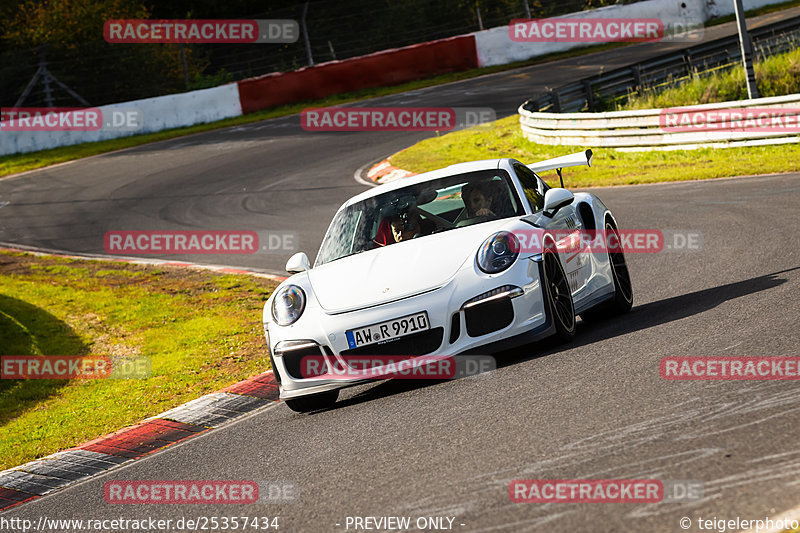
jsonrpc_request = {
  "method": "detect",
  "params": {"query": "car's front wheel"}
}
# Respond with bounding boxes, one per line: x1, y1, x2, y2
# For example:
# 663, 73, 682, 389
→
284, 389, 339, 413
543, 247, 576, 342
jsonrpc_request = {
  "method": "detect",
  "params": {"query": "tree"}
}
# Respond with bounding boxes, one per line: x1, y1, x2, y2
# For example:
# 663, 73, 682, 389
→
4, 0, 149, 46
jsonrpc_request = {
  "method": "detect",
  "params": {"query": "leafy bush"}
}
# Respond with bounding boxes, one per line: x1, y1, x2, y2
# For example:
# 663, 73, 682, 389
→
187, 68, 235, 90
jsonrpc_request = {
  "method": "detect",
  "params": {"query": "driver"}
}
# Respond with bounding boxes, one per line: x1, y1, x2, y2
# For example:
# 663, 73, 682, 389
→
390, 209, 433, 242
390, 212, 421, 242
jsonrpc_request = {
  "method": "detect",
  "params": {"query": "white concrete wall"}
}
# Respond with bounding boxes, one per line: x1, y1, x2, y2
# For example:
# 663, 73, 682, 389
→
475, 0, 788, 67
0, 83, 242, 156
707, 0, 786, 17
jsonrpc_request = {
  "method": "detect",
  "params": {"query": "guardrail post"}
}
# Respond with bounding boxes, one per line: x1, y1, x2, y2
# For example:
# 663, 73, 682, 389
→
301, 1, 315, 66
734, 0, 760, 99
550, 89, 562, 113
631, 65, 643, 96
583, 80, 594, 111
682, 52, 693, 75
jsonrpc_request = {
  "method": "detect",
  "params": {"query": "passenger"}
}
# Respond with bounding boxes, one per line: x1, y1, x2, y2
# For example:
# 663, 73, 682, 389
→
462, 182, 496, 218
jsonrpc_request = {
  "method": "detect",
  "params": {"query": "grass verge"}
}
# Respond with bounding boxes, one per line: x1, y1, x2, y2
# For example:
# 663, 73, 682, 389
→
617, 47, 800, 109
0, 250, 277, 470
389, 115, 800, 188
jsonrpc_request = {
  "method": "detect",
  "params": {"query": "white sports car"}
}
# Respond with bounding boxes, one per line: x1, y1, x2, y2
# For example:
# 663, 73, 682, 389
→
263, 150, 633, 412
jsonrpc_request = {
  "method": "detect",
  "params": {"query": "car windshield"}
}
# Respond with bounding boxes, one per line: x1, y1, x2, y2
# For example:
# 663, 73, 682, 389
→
316, 169, 523, 265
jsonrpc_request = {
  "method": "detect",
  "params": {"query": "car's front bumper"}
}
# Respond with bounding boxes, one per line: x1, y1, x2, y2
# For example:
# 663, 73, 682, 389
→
267, 256, 551, 400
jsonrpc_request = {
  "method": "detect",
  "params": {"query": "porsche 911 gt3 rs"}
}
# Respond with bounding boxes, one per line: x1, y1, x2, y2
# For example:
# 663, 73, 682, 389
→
263, 150, 632, 412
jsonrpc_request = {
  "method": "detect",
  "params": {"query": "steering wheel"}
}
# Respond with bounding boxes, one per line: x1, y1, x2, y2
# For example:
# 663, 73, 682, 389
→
416, 207, 456, 230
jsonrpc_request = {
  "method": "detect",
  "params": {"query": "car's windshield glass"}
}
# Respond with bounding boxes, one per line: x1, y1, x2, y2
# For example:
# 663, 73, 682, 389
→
316, 169, 522, 265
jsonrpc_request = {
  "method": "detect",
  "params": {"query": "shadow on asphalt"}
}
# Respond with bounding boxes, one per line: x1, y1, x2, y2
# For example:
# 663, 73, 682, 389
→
548, 265, 796, 356
312, 266, 796, 412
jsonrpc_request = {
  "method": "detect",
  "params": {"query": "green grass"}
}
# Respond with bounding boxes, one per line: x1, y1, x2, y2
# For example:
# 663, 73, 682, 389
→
617, 47, 800, 110
0, 251, 278, 469
390, 115, 800, 187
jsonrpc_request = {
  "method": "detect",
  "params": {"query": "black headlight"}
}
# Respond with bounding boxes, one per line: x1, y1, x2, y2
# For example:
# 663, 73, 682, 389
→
271, 285, 306, 326
477, 231, 519, 274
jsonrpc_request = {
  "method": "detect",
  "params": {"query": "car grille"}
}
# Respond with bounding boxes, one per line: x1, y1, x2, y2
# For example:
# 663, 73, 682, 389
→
449, 313, 461, 344
340, 327, 444, 356
465, 298, 514, 337
281, 344, 327, 380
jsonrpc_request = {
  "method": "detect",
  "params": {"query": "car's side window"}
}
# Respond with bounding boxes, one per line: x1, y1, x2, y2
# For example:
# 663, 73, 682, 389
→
513, 164, 545, 212
537, 174, 550, 194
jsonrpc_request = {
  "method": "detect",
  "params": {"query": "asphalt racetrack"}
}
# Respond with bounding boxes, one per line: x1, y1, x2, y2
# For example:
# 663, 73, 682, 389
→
5, 171, 800, 532
1, 8, 798, 274
2, 10, 800, 533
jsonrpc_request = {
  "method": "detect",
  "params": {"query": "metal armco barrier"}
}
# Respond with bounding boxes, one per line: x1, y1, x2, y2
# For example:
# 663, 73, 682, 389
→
518, 94, 800, 151
520, 15, 800, 114
517, 14, 800, 151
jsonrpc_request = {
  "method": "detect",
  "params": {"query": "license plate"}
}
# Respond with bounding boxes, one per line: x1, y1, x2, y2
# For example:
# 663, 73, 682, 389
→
345, 312, 429, 349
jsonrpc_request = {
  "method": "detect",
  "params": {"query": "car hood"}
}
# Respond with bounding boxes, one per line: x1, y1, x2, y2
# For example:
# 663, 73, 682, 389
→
308, 220, 510, 313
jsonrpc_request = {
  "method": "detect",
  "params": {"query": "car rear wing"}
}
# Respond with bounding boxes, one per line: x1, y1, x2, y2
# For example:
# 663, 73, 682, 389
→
527, 149, 593, 174
527, 149, 593, 188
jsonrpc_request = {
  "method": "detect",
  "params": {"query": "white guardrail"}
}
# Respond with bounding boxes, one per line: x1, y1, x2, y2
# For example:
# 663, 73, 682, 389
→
518, 93, 800, 151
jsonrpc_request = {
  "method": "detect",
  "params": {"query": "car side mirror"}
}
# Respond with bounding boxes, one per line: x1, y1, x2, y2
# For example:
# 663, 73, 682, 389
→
542, 188, 574, 218
285, 252, 310, 274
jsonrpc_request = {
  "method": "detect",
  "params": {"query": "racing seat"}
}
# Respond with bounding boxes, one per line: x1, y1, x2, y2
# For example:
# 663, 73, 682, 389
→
454, 183, 478, 224
486, 180, 513, 218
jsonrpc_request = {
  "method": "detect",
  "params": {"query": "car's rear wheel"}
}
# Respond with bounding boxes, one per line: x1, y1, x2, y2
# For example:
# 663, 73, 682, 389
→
543, 247, 576, 342
285, 389, 339, 413
581, 221, 633, 321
